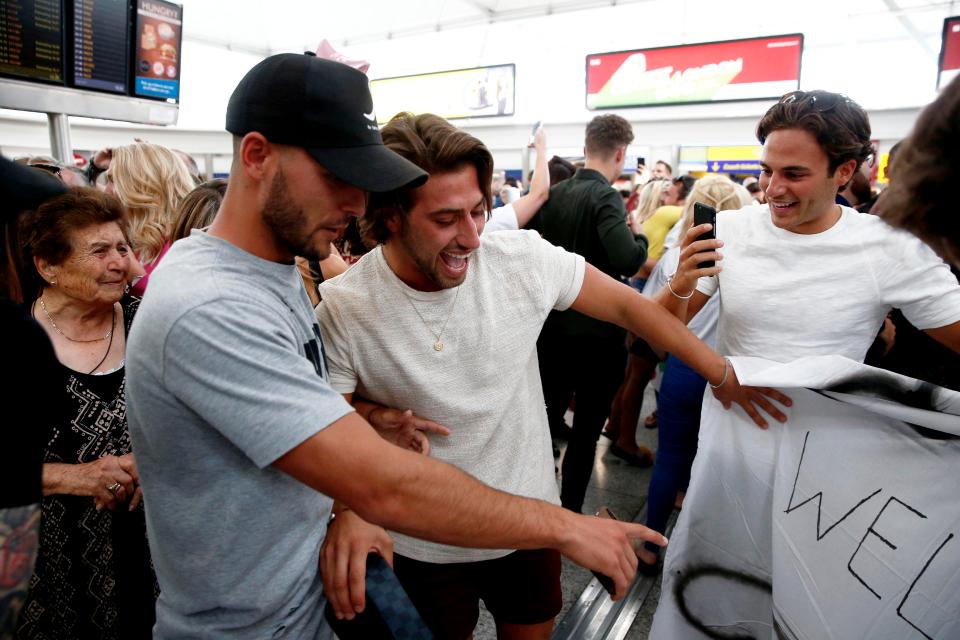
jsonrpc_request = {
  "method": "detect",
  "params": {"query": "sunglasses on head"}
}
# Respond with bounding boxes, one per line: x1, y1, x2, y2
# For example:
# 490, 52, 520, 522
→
30, 163, 62, 177
779, 91, 849, 113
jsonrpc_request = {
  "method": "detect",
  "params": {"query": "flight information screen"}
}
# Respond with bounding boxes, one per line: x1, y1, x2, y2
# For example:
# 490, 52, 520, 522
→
0, 0, 64, 83
72, 0, 128, 93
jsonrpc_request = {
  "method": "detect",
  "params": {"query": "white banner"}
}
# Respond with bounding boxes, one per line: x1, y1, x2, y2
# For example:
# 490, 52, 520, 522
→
651, 356, 960, 640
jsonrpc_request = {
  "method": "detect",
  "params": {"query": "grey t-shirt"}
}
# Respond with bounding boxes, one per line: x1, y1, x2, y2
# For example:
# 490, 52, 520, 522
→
126, 231, 353, 639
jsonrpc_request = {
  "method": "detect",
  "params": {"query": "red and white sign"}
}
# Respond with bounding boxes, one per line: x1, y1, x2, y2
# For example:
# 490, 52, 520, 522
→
938, 17, 960, 89
586, 34, 803, 109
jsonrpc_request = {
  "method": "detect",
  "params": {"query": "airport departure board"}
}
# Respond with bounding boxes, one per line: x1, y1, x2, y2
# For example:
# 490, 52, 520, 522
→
0, 0, 64, 83
72, 0, 128, 93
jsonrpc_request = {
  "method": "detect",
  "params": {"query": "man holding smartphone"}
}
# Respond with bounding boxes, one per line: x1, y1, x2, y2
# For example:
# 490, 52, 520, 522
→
659, 90, 960, 385
650, 90, 960, 638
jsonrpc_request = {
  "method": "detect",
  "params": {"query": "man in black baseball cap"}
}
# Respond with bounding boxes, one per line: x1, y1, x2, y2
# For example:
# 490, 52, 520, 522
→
226, 52, 427, 194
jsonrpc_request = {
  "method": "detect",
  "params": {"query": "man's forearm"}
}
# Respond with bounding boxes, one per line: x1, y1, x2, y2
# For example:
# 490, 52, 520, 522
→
276, 415, 570, 551
619, 293, 725, 385
572, 266, 724, 385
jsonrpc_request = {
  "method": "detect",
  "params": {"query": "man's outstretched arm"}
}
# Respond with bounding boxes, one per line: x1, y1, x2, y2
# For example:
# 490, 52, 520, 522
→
570, 263, 792, 428
273, 412, 667, 614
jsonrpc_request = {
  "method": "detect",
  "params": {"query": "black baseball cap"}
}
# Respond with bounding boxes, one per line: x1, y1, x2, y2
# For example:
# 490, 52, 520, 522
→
226, 52, 427, 193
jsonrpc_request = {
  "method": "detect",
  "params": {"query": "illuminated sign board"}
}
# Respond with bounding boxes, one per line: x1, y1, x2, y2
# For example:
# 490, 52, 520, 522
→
586, 34, 803, 109
71, 0, 130, 94
938, 16, 960, 89
0, 0, 64, 84
133, 0, 182, 101
370, 64, 515, 124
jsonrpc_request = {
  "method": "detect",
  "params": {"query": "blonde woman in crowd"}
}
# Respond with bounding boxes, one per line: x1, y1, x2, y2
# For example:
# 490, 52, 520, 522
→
106, 142, 195, 296
639, 174, 752, 569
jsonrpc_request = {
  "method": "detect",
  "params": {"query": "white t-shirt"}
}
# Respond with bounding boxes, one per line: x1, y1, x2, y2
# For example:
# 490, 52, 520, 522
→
484, 203, 518, 233
696, 204, 960, 363
316, 230, 585, 563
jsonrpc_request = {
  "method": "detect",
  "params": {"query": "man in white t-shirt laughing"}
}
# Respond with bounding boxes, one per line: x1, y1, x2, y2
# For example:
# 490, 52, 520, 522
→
315, 112, 778, 640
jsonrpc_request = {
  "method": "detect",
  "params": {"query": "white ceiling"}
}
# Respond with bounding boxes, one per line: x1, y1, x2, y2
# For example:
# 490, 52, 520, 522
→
179, 0, 956, 58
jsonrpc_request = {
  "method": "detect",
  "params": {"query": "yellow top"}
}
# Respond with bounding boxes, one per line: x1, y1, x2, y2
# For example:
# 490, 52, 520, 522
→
642, 205, 683, 260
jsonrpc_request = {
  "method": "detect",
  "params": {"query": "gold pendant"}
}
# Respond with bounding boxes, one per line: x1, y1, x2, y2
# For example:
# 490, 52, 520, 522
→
434, 340, 443, 352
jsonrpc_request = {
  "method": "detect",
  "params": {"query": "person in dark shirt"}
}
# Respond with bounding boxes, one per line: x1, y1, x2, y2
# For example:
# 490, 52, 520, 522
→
530, 114, 648, 512
0, 156, 67, 637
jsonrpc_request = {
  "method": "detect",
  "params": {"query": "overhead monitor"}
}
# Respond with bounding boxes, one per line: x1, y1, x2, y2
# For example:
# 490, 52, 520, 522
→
586, 34, 803, 109
132, 0, 181, 101
370, 64, 515, 124
938, 16, 960, 89
0, 0, 65, 84
71, 0, 129, 93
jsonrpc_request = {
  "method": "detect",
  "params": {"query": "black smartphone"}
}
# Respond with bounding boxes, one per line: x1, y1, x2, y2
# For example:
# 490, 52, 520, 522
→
693, 202, 717, 269
636, 156, 646, 170
592, 507, 618, 596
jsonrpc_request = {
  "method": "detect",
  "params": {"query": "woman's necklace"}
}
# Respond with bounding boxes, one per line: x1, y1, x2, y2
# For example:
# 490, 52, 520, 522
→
403, 285, 462, 352
86, 310, 117, 375
39, 295, 113, 343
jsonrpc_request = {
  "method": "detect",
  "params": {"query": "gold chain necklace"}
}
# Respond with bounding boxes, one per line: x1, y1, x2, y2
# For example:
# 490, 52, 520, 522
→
403, 285, 462, 352
39, 295, 114, 343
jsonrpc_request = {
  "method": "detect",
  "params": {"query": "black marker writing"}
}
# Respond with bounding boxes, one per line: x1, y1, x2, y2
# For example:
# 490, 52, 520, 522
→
847, 496, 927, 600
784, 431, 882, 540
897, 533, 954, 640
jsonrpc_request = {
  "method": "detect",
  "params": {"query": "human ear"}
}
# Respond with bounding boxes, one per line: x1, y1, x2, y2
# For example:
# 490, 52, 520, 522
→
34, 255, 57, 284
834, 159, 857, 188
239, 132, 272, 181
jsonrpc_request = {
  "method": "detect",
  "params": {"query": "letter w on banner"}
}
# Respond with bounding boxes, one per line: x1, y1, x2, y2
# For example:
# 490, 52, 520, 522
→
651, 355, 960, 640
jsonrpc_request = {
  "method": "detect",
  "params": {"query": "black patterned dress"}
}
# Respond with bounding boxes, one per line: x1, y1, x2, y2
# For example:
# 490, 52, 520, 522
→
18, 297, 157, 640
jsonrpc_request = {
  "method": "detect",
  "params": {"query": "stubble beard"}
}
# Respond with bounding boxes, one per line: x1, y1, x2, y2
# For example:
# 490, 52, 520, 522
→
396, 219, 463, 291
262, 168, 330, 262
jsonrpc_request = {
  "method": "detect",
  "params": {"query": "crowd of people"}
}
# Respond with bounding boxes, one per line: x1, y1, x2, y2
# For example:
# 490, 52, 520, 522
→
1, 49, 958, 640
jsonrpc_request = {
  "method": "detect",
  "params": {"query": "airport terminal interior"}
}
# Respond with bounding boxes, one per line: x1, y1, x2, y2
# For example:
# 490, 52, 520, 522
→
2, 1, 959, 639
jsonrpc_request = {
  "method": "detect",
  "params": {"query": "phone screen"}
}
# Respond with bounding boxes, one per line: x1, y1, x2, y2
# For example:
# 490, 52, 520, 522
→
693, 203, 717, 269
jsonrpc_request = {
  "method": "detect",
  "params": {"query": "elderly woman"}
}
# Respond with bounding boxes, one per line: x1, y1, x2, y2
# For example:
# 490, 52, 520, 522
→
17, 187, 156, 639
104, 142, 195, 296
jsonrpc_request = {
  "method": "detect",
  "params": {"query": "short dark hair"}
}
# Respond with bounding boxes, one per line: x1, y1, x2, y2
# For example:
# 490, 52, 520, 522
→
656, 160, 672, 173
548, 156, 576, 185
757, 90, 873, 175
362, 113, 493, 245
674, 175, 696, 201
585, 114, 634, 158
879, 75, 960, 265
19, 187, 127, 301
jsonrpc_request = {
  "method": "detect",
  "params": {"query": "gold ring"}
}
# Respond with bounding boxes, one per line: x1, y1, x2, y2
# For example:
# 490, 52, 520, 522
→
108, 482, 123, 496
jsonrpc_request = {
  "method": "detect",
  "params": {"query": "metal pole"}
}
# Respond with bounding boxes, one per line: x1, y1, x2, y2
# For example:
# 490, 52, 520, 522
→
203, 153, 214, 181
47, 113, 72, 164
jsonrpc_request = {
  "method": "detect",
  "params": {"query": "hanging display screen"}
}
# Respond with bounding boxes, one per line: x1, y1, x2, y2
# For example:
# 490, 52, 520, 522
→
132, 0, 181, 101
938, 16, 960, 89
0, 0, 64, 84
370, 64, 515, 124
586, 34, 803, 109
71, 0, 129, 93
